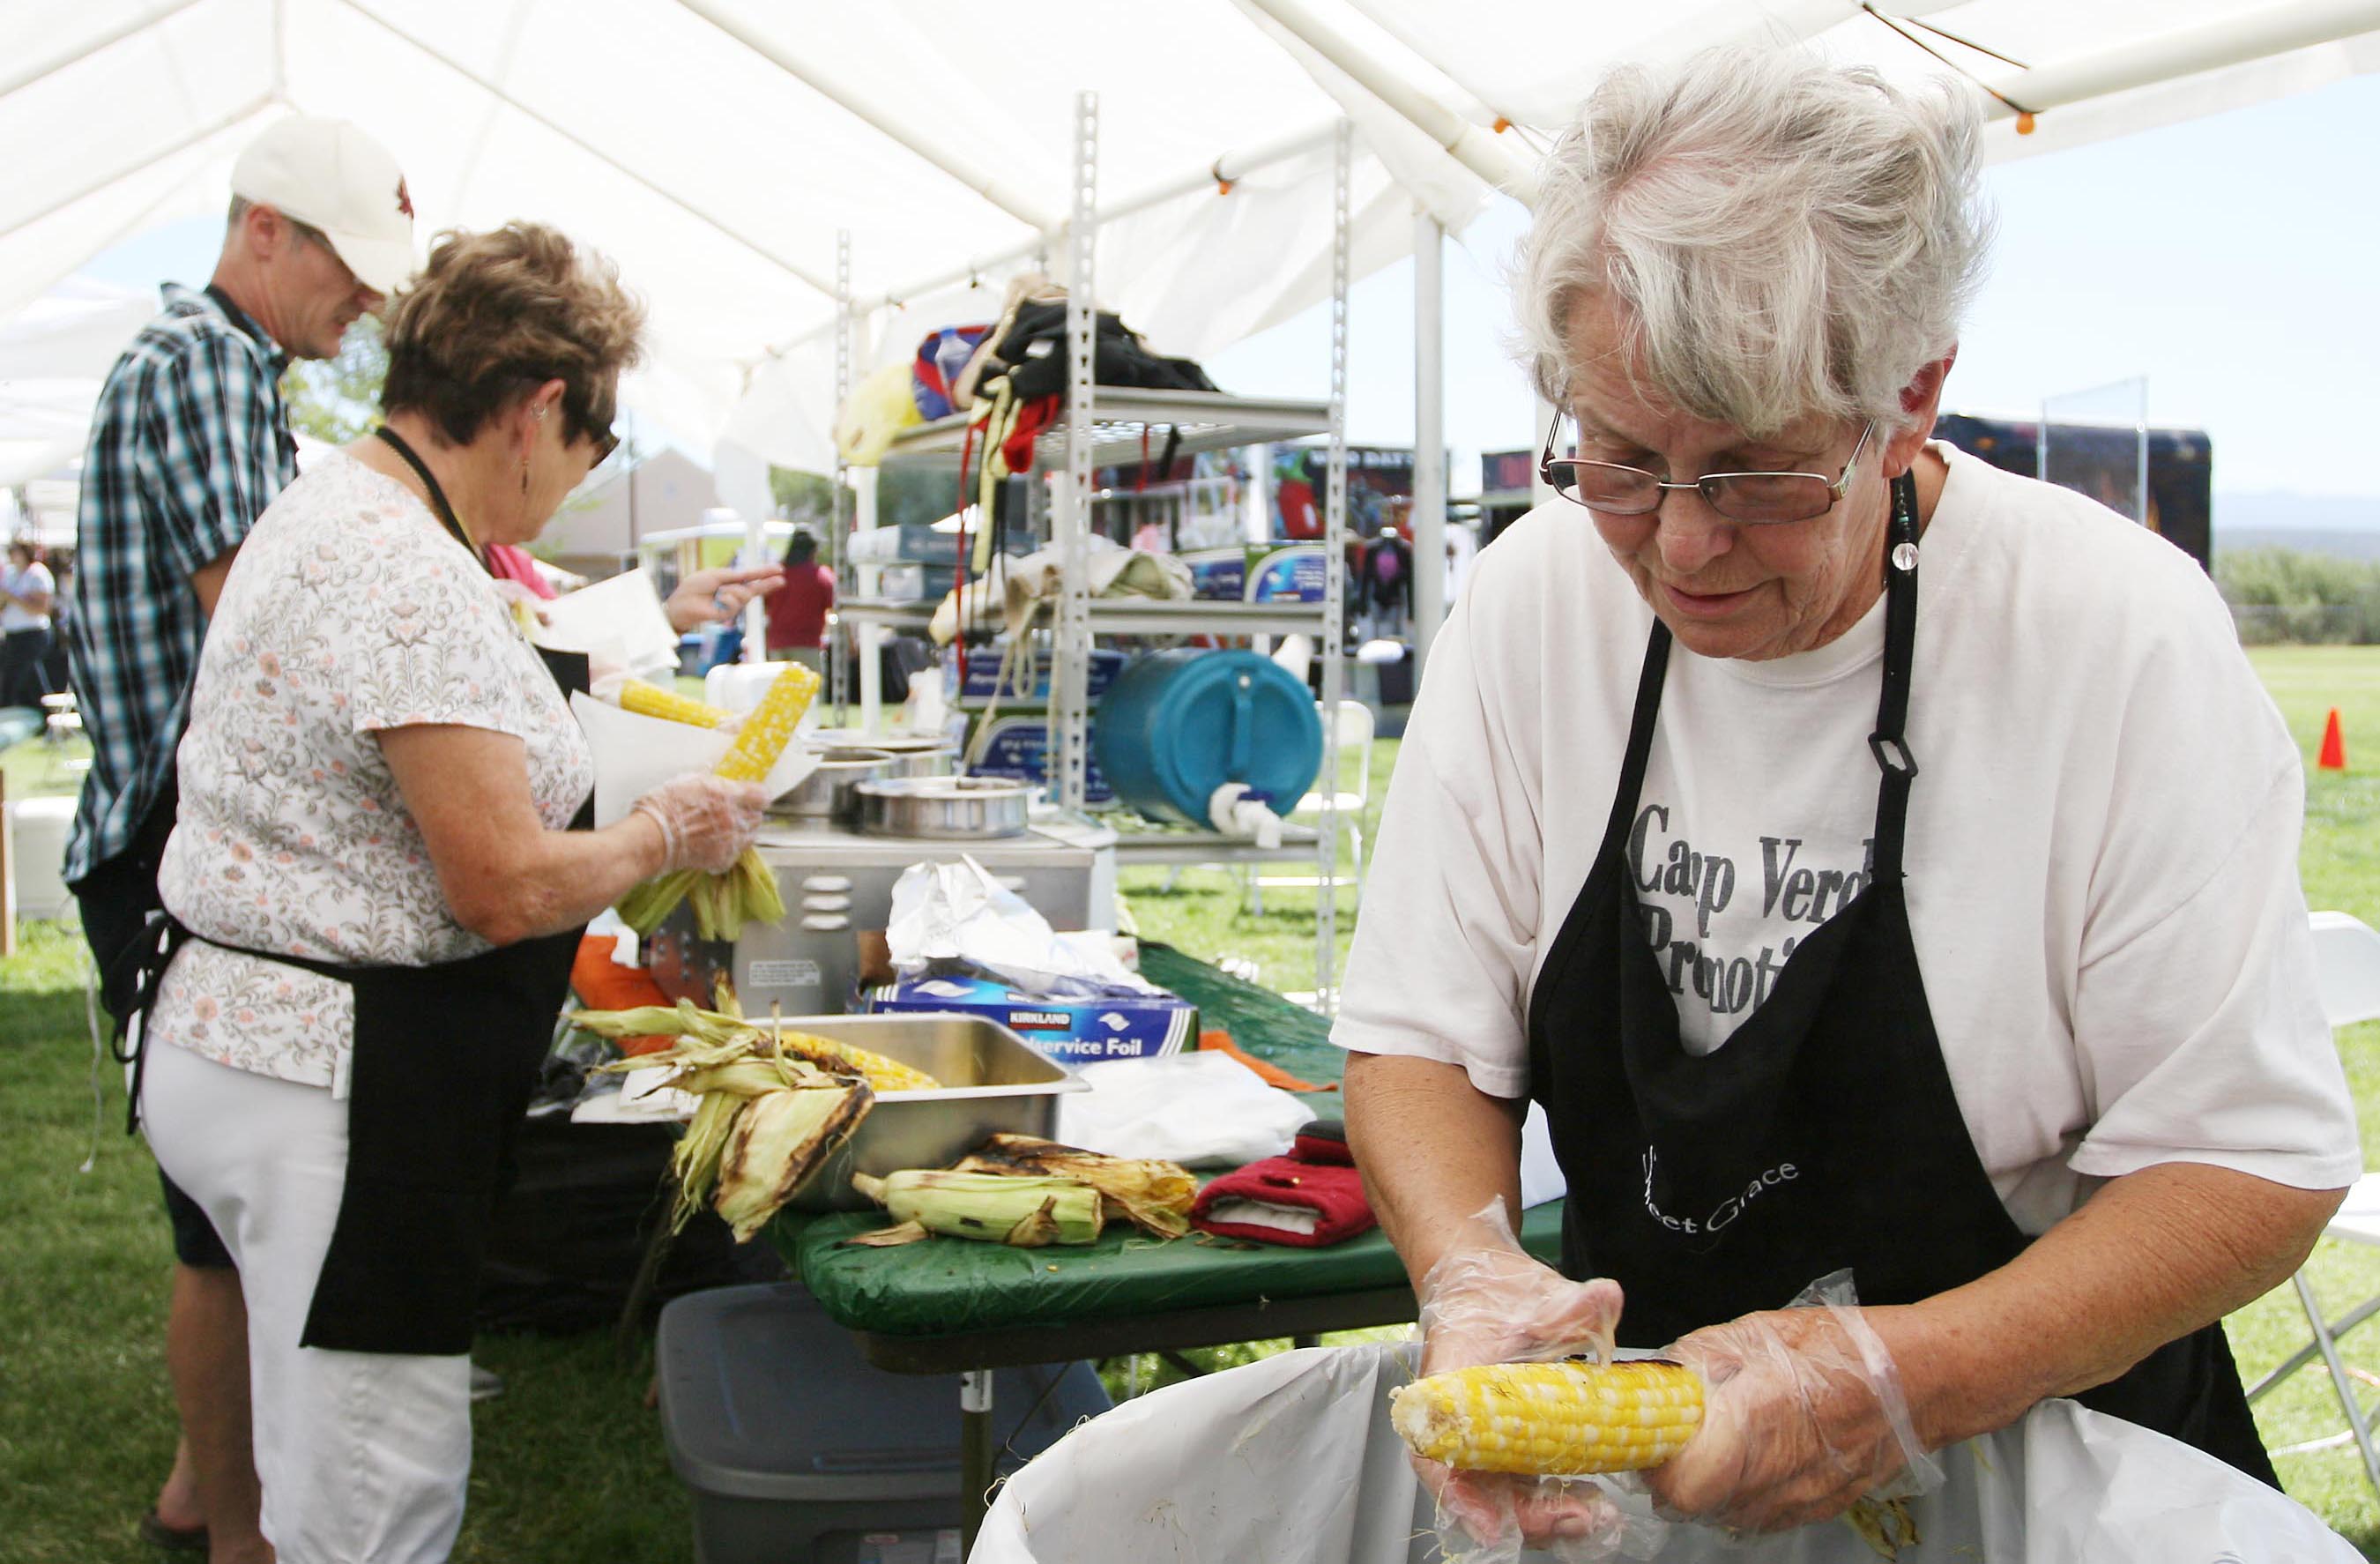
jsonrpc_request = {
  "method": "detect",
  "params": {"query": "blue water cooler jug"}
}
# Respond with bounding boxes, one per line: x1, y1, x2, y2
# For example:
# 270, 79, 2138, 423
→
1094, 650, 1323, 827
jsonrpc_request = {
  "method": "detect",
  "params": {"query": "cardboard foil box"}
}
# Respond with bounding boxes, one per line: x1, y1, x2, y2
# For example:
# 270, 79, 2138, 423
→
865, 974, 1197, 1065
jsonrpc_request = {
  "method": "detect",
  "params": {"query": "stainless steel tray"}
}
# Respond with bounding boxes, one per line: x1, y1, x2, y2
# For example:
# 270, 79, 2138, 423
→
810, 728, 958, 778
770, 746, 893, 821
855, 775, 1032, 839
767, 1013, 1086, 1211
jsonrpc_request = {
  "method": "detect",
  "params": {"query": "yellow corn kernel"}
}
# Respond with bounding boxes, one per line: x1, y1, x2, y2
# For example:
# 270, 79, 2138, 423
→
621, 679, 735, 729
779, 1030, 941, 1093
715, 664, 822, 781
1388, 1359, 1703, 1476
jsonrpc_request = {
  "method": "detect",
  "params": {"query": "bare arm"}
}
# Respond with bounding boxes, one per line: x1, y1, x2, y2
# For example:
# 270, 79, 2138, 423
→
190, 549, 239, 619
1344, 1051, 1528, 1285
377, 724, 668, 947
1872, 1162, 2342, 1448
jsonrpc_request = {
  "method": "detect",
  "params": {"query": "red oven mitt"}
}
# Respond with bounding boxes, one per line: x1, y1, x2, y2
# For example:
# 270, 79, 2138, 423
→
1191, 1120, 1375, 1247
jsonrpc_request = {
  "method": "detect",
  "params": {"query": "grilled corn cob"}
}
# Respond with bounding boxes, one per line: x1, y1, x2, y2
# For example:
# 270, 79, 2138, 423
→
716, 663, 821, 780
712, 1080, 874, 1241
777, 1030, 941, 1093
949, 1134, 1194, 1237
1389, 1359, 1703, 1476
852, 1169, 1104, 1247
619, 679, 737, 729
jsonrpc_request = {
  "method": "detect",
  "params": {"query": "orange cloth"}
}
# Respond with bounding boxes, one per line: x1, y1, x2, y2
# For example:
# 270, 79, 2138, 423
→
1198, 1028, 1336, 1093
570, 935, 679, 1056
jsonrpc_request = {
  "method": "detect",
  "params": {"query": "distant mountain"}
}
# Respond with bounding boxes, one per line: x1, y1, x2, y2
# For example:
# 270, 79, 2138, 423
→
2216, 491, 2380, 561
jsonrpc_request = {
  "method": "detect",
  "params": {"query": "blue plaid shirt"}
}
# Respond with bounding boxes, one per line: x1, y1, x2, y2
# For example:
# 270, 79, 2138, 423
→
63, 283, 296, 884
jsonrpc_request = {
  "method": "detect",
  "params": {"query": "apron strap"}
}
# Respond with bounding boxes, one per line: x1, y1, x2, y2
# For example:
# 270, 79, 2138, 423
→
1596, 620, 1674, 860
1868, 472, 1923, 883
375, 426, 495, 577
111, 909, 194, 1135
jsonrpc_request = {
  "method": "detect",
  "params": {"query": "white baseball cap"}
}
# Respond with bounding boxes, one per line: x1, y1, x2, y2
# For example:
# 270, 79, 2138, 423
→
231, 115, 416, 297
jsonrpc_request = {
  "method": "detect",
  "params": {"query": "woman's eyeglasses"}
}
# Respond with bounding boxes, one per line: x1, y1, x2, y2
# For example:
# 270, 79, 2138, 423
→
1540, 420, 1872, 525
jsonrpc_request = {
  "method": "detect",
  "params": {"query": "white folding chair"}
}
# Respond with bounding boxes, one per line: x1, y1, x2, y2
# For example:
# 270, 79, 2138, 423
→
1248, 699, 1372, 914
2246, 911, 2380, 1495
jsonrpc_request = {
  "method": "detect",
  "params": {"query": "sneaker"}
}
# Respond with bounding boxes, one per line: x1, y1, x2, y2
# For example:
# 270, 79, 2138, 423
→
469, 1363, 504, 1403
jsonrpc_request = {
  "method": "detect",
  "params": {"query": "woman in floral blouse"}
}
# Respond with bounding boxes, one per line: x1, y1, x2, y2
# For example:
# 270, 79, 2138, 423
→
133, 222, 764, 1562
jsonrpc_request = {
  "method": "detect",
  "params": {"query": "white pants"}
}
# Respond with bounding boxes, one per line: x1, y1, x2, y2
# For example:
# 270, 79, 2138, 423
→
142, 1039, 472, 1564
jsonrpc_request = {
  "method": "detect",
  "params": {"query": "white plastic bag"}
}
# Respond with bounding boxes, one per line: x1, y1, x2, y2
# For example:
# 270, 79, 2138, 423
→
974, 1341, 2357, 1564
885, 857, 1152, 999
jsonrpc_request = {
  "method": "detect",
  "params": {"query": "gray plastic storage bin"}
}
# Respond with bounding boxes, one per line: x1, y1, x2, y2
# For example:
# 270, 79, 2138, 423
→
656, 1282, 1110, 1564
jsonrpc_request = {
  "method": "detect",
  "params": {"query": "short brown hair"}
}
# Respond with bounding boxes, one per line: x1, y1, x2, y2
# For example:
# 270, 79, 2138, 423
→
380, 222, 644, 446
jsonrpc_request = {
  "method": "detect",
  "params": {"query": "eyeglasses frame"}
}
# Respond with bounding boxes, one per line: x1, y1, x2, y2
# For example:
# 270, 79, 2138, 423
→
1538, 417, 1876, 525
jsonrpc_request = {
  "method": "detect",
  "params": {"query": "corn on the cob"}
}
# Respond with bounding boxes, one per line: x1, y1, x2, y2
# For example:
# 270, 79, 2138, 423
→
1388, 1359, 1703, 1476
712, 1081, 874, 1241
852, 1169, 1104, 1247
949, 1134, 1194, 1238
778, 1029, 941, 1093
619, 679, 737, 729
715, 663, 821, 780
614, 664, 817, 935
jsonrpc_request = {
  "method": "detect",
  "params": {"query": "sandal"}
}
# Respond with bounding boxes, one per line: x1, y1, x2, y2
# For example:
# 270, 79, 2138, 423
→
138, 1509, 209, 1553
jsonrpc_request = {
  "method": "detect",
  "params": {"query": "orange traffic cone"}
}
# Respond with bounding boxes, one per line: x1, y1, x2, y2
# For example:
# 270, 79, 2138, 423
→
2319, 708, 2347, 771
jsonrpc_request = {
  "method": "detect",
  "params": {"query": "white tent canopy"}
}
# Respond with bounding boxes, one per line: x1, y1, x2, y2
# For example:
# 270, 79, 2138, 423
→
10, 0, 2380, 476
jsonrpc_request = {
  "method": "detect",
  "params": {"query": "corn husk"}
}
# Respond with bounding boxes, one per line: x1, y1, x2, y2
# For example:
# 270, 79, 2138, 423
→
579, 1000, 942, 1094
851, 1169, 1104, 1247
950, 1133, 1194, 1238
714, 1081, 874, 1241
584, 1002, 874, 1239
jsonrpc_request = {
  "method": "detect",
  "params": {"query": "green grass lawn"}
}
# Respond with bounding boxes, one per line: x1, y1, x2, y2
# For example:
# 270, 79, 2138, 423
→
4, 647, 2380, 1557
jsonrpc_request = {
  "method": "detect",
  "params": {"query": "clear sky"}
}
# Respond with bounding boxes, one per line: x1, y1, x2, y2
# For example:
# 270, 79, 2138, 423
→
82, 69, 2380, 508
1207, 68, 2380, 505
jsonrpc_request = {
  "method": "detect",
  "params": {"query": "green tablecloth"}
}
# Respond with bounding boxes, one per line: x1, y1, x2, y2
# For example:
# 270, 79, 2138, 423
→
781, 946, 1564, 1338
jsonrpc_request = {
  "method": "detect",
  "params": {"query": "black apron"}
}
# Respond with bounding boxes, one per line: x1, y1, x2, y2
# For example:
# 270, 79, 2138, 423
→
1523, 473, 2277, 1486
123, 428, 597, 1356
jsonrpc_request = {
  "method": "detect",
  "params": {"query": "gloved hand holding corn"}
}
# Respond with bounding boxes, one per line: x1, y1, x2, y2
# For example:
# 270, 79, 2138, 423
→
1395, 1207, 1938, 1562
614, 662, 820, 940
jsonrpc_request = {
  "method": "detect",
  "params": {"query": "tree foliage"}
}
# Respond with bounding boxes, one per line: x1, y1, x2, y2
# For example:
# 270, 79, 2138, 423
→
281, 316, 389, 445
2218, 546, 2380, 644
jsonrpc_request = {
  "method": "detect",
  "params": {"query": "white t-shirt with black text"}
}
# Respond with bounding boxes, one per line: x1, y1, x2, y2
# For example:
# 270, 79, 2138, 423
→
1334, 443, 2360, 1236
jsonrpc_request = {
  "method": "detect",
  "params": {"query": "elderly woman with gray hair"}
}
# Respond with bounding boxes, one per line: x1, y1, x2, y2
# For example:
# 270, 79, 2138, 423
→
1336, 45, 2356, 1544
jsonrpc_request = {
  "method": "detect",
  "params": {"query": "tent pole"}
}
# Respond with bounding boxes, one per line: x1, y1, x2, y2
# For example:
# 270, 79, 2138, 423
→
1052, 91, 1098, 816
328, 0, 836, 298
4, 94, 273, 241
0, 0, 208, 103
673, 0, 1058, 231
1982, 0, 2380, 118
1240, 0, 1538, 204
1316, 117, 1352, 1017
1409, 206, 1445, 683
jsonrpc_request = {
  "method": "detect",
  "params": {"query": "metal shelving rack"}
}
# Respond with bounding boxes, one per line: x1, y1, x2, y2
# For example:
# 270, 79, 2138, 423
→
846, 94, 1353, 1007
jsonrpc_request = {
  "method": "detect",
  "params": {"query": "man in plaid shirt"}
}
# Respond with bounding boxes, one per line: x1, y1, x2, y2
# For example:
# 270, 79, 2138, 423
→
67, 115, 412, 1561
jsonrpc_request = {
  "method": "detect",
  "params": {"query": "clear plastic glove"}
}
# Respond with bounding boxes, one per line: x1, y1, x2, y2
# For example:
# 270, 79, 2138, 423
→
1412, 1199, 1638, 1561
1647, 1270, 1942, 1534
666, 563, 786, 633
630, 774, 766, 874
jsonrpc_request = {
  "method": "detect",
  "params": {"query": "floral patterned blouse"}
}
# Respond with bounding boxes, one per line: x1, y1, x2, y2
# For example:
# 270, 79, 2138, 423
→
149, 450, 595, 1093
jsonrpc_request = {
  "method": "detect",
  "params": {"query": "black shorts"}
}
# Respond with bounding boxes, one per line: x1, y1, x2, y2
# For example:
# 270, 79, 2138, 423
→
71, 782, 236, 1271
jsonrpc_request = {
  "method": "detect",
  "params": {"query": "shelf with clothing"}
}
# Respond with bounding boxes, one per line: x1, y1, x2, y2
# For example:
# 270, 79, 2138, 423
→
827, 97, 1353, 1009
838, 595, 1329, 641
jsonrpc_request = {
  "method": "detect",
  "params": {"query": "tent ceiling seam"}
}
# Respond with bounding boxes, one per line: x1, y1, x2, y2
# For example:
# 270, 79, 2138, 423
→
672, 0, 1062, 233
4, 93, 275, 241
0, 0, 210, 103
331, 0, 836, 300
